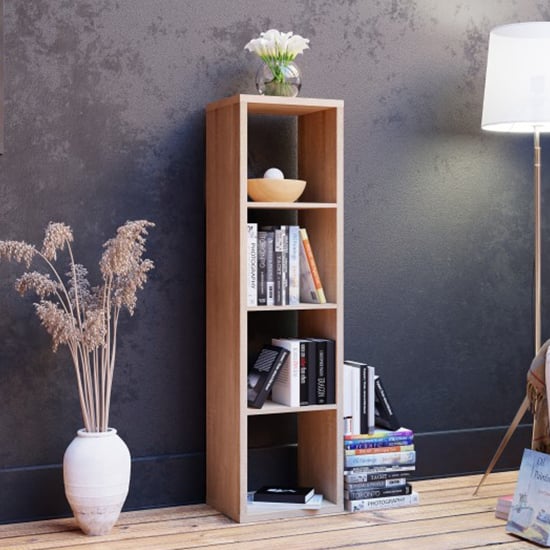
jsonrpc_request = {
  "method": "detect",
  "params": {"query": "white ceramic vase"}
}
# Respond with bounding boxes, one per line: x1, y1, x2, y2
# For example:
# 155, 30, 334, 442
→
63, 428, 131, 536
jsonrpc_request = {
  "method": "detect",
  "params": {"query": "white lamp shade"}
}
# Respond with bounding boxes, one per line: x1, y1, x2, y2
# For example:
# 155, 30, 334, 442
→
482, 22, 550, 133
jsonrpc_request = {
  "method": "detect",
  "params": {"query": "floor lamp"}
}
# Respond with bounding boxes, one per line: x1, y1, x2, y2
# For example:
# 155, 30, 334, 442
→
474, 21, 550, 495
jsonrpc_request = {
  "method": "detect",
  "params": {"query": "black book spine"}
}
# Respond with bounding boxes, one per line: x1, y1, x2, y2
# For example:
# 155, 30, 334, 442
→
374, 376, 400, 431
346, 483, 412, 501
257, 231, 268, 306
359, 365, 369, 434
265, 230, 275, 306
314, 340, 327, 404
324, 339, 335, 404
281, 225, 289, 305
274, 228, 283, 306
307, 340, 317, 405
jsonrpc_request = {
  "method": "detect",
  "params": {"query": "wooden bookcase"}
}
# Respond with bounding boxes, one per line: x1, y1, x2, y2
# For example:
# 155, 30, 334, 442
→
205, 94, 344, 523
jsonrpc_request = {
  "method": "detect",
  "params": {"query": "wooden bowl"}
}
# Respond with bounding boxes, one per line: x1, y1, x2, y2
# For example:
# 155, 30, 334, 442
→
247, 178, 306, 202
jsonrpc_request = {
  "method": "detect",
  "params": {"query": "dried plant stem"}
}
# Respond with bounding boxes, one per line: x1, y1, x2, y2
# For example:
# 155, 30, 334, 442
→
0, 220, 154, 433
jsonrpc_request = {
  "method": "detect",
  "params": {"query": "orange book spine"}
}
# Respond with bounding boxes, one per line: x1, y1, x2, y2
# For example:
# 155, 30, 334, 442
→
300, 228, 326, 303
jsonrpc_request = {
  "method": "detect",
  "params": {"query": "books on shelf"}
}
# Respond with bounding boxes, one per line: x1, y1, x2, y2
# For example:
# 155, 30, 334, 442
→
247, 345, 290, 409
251, 336, 336, 408
246, 224, 326, 307
344, 427, 418, 512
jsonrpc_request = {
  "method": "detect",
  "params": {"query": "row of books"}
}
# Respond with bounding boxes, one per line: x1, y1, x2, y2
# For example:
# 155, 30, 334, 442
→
343, 360, 401, 436
247, 223, 326, 307
247, 338, 336, 409
344, 427, 419, 512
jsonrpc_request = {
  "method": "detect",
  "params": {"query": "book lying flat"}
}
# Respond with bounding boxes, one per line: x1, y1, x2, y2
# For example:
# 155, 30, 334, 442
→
253, 485, 315, 503
345, 490, 419, 512
248, 492, 323, 510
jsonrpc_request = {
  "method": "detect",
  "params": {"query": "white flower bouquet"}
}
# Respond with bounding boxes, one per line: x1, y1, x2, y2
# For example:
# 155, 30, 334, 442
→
245, 29, 310, 96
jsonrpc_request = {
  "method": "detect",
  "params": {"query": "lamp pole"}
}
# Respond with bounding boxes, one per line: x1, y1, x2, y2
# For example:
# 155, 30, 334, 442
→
535, 127, 542, 353
474, 130, 542, 495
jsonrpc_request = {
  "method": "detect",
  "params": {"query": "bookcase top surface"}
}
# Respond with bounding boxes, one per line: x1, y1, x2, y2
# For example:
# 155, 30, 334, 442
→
206, 94, 343, 115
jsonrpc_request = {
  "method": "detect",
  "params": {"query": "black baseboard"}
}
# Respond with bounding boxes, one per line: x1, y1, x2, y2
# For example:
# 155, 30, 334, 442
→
1, 424, 532, 524
0, 452, 206, 525
413, 423, 532, 478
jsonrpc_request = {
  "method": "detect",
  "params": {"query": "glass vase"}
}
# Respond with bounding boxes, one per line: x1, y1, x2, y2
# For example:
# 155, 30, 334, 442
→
255, 60, 302, 97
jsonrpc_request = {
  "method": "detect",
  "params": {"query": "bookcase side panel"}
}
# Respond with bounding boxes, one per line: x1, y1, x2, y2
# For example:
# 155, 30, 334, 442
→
298, 108, 339, 203
206, 103, 243, 519
297, 410, 342, 505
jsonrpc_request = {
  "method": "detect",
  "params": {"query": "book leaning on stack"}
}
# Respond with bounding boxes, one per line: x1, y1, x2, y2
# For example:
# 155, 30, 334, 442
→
344, 427, 419, 512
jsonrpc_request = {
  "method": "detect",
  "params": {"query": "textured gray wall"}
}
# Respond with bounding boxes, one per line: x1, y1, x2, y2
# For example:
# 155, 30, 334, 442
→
0, 0, 547, 522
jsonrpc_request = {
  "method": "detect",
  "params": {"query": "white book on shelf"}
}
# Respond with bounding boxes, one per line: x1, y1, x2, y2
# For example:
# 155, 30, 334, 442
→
271, 337, 301, 407
288, 225, 300, 305
247, 223, 257, 307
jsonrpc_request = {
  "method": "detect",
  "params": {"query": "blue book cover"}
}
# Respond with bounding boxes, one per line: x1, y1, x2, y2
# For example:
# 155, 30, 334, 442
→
507, 448, 550, 546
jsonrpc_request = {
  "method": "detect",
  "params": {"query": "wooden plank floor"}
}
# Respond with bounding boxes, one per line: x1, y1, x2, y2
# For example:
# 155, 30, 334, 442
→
0, 471, 531, 549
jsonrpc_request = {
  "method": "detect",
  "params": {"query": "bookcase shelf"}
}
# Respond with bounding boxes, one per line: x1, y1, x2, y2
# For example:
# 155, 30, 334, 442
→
247, 401, 339, 416
248, 303, 338, 312
206, 94, 344, 523
247, 202, 337, 210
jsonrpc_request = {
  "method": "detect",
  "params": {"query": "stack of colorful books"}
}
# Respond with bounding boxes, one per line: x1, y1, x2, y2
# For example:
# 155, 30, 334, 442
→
344, 427, 419, 512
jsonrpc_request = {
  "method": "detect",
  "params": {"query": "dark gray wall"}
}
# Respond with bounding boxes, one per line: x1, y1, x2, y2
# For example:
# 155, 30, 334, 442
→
0, 0, 546, 523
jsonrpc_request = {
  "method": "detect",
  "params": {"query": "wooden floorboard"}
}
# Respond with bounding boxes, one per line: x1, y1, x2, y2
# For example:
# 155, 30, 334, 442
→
0, 471, 533, 550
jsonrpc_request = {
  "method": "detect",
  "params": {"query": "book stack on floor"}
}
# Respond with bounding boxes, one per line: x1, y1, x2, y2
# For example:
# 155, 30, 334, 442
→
343, 359, 419, 512
344, 427, 419, 512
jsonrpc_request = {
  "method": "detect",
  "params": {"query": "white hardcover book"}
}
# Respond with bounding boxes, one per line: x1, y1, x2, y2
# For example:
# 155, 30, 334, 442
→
345, 491, 419, 512
288, 225, 300, 305
271, 338, 301, 407
343, 361, 362, 435
247, 223, 258, 307
344, 360, 375, 434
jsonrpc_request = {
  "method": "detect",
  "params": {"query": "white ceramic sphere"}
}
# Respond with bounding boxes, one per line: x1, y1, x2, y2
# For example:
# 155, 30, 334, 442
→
263, 167, 284, 179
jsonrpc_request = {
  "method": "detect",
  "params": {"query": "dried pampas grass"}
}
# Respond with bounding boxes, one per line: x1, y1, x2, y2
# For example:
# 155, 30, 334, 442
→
0, 220, 155, 432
